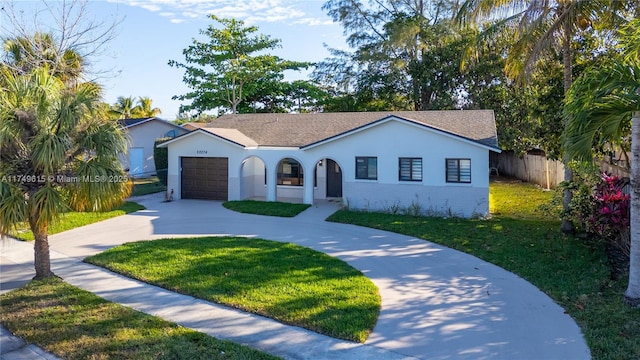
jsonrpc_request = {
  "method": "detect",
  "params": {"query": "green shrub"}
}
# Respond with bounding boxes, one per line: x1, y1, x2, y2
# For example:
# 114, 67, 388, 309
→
154, 138, 170, 186
557, 161, 601, 231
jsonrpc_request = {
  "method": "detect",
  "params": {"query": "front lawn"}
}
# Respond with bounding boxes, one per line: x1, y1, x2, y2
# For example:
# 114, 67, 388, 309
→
10, 201, 145, 241
0, 278, 279, 360
223, 200, 311, 217
327, 179, 640, 359
86, 237, 380, 343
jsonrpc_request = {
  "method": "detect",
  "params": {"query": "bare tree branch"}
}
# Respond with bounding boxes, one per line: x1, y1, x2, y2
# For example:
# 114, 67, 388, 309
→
1, 0, 123, 82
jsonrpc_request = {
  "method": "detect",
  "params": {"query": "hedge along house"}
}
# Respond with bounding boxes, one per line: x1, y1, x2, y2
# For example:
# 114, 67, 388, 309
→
158, 111, 500, 218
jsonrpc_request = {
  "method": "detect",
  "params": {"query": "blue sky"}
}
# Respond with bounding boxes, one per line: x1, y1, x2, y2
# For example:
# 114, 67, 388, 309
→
7, 0, 348, 119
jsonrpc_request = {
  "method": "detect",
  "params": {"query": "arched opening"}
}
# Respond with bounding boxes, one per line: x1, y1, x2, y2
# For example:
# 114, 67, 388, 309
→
240, 156, 266, 200
324, 158, 343, 198
275, 157, 305, 203
277, 158, 304, 186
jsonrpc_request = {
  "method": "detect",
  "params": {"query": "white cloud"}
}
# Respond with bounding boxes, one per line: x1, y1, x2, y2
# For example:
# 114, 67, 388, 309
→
107, 0, 331, 25
181, 11, 202, 19
139, 3, 162, 12
295, 17, 335, 26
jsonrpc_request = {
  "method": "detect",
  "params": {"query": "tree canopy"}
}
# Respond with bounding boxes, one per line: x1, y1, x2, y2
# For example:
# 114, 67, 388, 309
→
2, 32, 84, 83
1, 0, 121, 81
108, 96, 162, 119
316, 0, 467, 111
169, 15, 312, 115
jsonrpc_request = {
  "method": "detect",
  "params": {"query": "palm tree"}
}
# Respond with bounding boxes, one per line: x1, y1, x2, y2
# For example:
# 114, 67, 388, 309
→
564, 19, 640, 305
132, 96, 162, 117
0, 66, 131, 279
3, 32, 84, 83
457, 0, 626, 233
109, 96, 137, 119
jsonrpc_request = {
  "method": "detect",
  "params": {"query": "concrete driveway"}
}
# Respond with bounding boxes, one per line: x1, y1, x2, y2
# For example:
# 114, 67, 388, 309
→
0, 195, 590, 359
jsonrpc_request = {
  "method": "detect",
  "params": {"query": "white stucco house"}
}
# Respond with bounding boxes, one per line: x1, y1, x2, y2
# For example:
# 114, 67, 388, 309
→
158, 110, 501, 218
118, 117, 189, 177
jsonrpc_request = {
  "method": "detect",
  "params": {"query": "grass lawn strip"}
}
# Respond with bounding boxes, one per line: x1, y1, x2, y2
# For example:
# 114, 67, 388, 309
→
10, 201, 145, 241
130, 176, 166, 197
223, 200, 311, 217
327, 180, 640, 360
86, 237, 380, 343
0, 278, 280, 360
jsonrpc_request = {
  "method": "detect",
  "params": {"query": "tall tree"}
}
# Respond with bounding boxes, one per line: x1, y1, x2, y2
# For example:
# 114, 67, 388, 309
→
460, 24, 538, 155
1, 0, 120, 81
0, 66, 130, 279
318, 0, 466, 111
239, 80, 327, 114
3, 32, 84, 83
169, 15, 310, 115
564, 19, 640, 305
109, 96, 136, 119
132, 96, 162, 117
457, 0, 628, 233
0, 0, 125, 280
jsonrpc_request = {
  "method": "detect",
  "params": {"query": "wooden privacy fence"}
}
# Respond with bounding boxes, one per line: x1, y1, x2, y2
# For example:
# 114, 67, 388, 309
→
490, 151, 565, 189
490, 151, 630, 190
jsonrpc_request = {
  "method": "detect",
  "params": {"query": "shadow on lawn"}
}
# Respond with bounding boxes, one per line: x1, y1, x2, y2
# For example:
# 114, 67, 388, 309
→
85, 237, 380, 343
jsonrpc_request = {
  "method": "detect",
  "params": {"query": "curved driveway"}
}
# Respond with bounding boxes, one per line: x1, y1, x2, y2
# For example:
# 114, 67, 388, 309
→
1, 196, 590, 359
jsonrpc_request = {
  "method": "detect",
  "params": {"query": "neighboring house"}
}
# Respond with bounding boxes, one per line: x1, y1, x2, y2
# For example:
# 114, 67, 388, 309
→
118, 117, 189, 177
158, 111, 501, 217
183, 122, 207, 131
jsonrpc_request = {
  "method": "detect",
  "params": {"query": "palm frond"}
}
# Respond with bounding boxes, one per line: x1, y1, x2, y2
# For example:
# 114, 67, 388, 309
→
564, 60, 640, 160
74, 118, 128, 159
29, 132, 72, 175
55, 81, 103, 133
620, 19, 640, 63
28, 184, 66, 230
0, 182, 28, 234
67, 158, 130, 212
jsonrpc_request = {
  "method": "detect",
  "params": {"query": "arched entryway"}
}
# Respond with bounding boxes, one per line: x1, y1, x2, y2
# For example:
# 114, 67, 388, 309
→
325, 159, 343, 198
240, 156, 266, 200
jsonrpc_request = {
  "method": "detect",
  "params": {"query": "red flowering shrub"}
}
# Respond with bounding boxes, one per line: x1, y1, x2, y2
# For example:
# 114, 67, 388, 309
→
586, 173, 630, 256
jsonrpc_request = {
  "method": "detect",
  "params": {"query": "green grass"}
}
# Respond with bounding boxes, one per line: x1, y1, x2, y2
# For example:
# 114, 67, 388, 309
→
10, 201, 145, 241
86, 237, 380, 343
489, 179, 560, 220
130, 176, 166, 197
0, 278, 279, 360
223, 200, 311, 217
327, 179, 640, 359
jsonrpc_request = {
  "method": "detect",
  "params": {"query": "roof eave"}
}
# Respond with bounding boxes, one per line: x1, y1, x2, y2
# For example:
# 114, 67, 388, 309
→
301, 115, 500, 152
122, 117, 186, 131
157, 128, 246, 148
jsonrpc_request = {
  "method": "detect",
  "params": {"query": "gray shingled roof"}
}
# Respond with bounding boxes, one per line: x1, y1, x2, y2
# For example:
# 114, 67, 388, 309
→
118, 117, 186, 131
201, 128, 259, 147
201, 110, 499, 149
117, 117, 154, 128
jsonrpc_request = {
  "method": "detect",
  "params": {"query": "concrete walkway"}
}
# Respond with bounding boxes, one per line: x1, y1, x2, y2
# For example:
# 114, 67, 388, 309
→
0, 195, 590, 359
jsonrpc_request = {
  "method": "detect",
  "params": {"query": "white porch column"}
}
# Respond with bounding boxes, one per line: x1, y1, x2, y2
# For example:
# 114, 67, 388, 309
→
266, 164, 277, 201
303, 167, 314, 205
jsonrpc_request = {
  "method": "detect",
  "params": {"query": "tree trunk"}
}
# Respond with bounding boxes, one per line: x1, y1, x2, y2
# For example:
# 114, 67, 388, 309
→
29, 216, 54, 279
625, 111, 640, 306
560, 18, 575, 234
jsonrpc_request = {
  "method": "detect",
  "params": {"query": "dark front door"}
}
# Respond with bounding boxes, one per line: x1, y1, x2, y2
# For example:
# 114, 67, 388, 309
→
326, 159, 342, 197
181, 157, 228, 200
